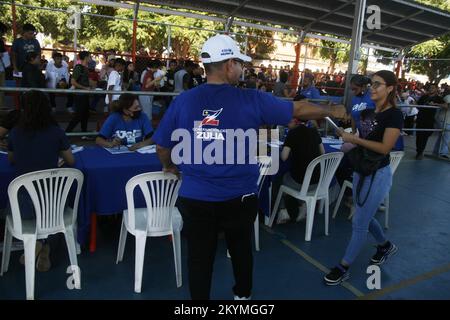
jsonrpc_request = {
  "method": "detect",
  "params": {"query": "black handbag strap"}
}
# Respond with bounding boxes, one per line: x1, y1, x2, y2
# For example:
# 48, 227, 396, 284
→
355, 171, 377, 207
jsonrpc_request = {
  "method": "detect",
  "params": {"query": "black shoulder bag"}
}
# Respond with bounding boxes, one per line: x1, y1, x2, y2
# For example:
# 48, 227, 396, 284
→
347, 146, 385, 206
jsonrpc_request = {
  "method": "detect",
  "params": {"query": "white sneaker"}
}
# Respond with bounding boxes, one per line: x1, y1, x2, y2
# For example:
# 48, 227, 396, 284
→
234, 295, 251, 300
277, 208, 290, 224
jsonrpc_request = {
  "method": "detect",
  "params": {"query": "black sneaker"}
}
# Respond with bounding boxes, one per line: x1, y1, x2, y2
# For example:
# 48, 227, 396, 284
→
324, 265, 350, 286
370, 242, 398, 265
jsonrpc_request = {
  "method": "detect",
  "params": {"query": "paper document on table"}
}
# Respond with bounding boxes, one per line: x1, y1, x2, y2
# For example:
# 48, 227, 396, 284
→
136, 145, 156, 154
104, 146, 134, 154
321, 138, 342, 144
329, 144, 343, 150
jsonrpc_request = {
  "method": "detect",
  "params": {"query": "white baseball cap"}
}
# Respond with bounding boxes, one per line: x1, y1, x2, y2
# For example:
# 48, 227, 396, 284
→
200, 34, 251, 64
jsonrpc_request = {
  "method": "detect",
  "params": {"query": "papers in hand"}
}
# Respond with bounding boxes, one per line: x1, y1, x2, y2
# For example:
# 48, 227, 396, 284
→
321, 137, 343, 144
1, 52, 11, 69
136, 145, 156, 154
0, 150, 7, 155
104, 145, 134, 154
13, 70, 22, 78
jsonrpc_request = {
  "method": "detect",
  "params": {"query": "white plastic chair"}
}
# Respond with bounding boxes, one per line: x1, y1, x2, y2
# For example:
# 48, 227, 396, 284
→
1, 168, 84, 300
227, 156, 272, 258
333, 151, 405, 228
269, 152, 344, 241
116, 172, 183, 293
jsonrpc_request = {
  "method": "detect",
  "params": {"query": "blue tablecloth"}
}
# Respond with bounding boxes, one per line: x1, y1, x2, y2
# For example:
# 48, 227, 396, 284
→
75, 146, 162, 244
0, 147, 162, 245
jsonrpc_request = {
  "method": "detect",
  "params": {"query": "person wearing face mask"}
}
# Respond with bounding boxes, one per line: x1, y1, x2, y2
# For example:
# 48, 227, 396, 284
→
96, 93, 154, 151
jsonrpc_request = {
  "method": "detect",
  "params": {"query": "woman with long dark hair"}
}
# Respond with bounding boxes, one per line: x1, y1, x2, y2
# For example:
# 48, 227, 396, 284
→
324, 70, 403, 285
7, 90, 75, 272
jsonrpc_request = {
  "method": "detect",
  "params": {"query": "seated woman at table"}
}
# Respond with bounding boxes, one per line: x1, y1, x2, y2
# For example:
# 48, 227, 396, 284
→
7, 90, 75, 272
278, 95, 325, 223
96, 93, 154, 151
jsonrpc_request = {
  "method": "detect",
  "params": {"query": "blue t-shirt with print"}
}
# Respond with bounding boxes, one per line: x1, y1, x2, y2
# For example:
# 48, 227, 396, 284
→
351, 89, 375, 132
11, 38, 41, 71
152, 84, 293, 201
298, 86, 321, 100
99, 112, 153, 145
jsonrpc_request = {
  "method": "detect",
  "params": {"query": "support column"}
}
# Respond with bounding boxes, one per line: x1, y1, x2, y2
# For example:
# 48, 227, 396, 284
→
166, 25, 172, 69
291, 30, 306, 94
301, 44, 308, 86
132, 1, 140, 64
343, 0, 367, 106
12, 0, 18, 38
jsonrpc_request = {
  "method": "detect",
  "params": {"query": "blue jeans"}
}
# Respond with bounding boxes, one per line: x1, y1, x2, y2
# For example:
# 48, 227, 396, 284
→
342, 165, 392, 265
433, 123, 450, 156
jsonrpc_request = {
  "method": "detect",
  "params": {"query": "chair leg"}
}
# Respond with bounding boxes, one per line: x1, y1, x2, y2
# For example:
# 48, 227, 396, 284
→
116, 217, 127, 264
72, 223, 81, 255
384, 195, 390, 229
268, 187, 284, 227
172, 230, 182, 288
254, 213, 260, 252
332, 183, 347, 219
319, 199, 324, 215
134, 231, 147, 293
304, 199, 317, 242
324, 196, 330, 236
89, 213, 97, 253
1, 223, 12, 275
23, 235, 37, 300
348, 206, 355, 220
64, 228, 81, 289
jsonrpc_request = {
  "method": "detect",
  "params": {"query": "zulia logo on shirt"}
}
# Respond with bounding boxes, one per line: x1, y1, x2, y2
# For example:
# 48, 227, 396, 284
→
200, 108, 223, 127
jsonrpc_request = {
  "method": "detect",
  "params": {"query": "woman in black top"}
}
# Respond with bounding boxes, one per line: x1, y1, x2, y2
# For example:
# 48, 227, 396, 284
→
324, 70, 403, 285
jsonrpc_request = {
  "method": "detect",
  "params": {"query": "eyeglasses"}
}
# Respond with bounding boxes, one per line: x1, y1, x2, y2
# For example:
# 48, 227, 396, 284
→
371, 81, 387, 89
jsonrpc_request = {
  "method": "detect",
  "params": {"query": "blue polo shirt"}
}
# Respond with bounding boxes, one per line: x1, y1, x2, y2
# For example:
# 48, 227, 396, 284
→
351, 89, 376, 131
99, 112, 153, 145
298, 86, 321, 100
153, 83, 293, 201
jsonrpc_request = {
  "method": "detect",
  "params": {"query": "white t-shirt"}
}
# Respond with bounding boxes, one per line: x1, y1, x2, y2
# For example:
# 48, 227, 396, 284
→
154, 69, 166, 88
400, 96, 419, 117
105, 70, 122, 104
45, 62, 70, 89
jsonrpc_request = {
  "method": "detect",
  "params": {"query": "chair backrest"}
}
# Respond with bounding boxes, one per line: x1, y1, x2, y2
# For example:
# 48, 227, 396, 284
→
389, 151, 404, 174
7, 168, 84, 235
257, 156, 272, 196
300, 152, 344, 198
124, 172, 181, 232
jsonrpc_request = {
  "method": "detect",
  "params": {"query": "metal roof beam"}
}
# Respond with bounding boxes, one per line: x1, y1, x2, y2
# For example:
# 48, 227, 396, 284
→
302, 0, 354, 31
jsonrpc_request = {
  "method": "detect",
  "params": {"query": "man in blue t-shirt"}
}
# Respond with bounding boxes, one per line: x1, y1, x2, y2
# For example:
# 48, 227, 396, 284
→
152, 34, 346, 300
